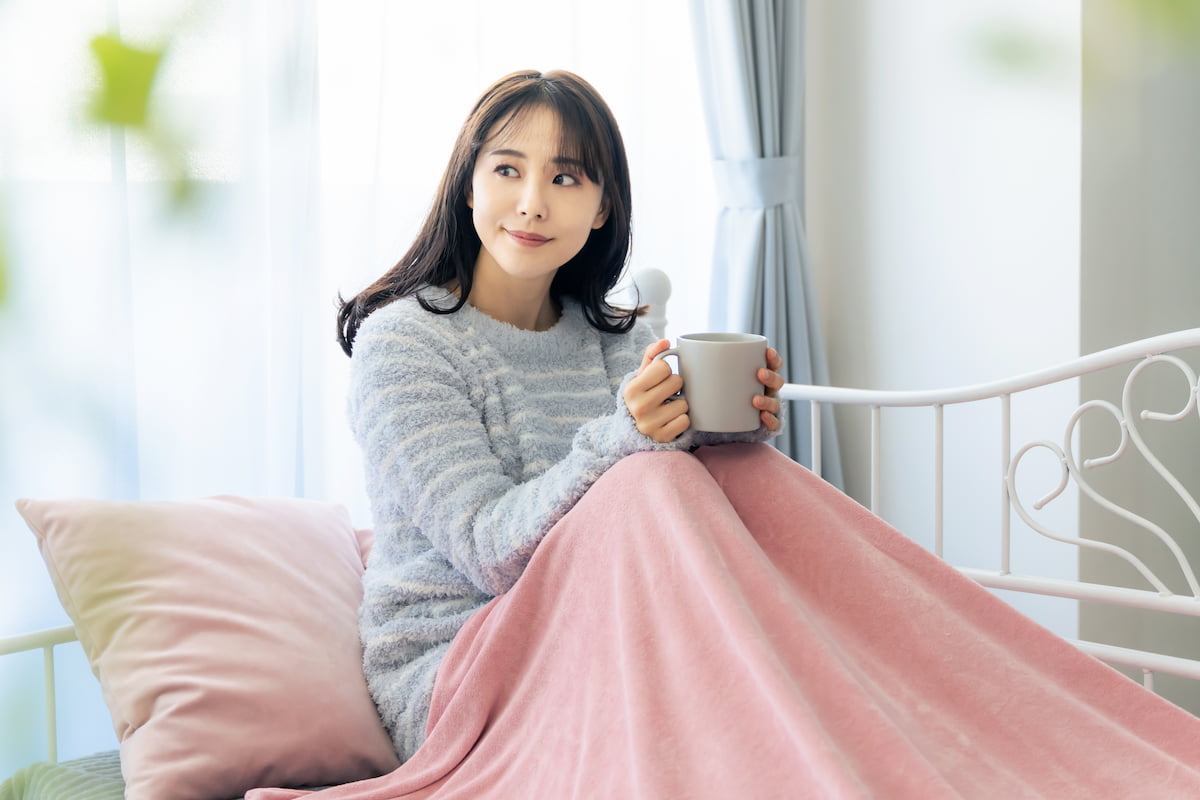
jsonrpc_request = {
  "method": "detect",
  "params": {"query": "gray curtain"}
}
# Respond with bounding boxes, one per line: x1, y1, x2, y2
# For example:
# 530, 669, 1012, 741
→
690, 0, 842, 487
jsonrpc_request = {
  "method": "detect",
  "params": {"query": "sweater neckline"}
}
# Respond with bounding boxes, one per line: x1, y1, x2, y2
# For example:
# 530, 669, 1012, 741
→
457, 296, 581, 345
418, 287, 585, 354
460, 298, 569, 337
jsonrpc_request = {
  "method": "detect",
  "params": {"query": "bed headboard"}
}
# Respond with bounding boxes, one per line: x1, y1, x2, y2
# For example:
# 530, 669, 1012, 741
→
777, 328, 1200, 699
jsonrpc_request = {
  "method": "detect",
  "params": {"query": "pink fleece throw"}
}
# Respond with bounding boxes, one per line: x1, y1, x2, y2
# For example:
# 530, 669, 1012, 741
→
250, 445, 1200, 799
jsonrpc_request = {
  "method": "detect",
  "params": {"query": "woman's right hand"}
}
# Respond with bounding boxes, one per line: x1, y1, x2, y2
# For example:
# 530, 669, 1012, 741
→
623, 340, 690, 443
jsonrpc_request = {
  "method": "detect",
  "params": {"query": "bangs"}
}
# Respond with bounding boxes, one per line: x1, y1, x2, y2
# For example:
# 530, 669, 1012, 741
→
483, 99, 607, 186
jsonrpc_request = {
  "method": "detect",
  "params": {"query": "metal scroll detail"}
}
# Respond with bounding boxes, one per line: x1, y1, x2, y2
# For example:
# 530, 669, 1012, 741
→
1006, 354, 1200, 597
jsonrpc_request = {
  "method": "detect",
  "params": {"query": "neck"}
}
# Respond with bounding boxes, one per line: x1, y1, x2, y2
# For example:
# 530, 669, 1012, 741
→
466, 256, 561, 332
469, 291, 560, 331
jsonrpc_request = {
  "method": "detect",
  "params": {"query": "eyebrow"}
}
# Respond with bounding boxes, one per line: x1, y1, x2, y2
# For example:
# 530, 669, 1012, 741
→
488, 148, 587, 170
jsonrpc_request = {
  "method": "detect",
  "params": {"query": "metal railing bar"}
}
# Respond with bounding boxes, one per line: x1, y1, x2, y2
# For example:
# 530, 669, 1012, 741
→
810, 400, 822, 478
0, 625, 77, 764
44, 646, 57, 763
960, 568, 1200, 615
1001, 394, 1012, 575
1072, 641, 1200, 682
934, 404, 944, 558
870, 406, 881, 515
777, 328, 1200, 408
0, 625, 78, 656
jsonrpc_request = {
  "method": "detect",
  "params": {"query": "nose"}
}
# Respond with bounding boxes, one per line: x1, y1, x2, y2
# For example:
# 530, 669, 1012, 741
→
517, 181, 547, 220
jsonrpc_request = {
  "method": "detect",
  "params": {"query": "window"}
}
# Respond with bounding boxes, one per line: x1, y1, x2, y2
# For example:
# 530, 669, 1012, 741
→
0, 0, 714, 771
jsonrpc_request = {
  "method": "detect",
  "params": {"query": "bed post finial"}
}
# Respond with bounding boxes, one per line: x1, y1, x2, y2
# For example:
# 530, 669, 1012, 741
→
632, 268, 672, 340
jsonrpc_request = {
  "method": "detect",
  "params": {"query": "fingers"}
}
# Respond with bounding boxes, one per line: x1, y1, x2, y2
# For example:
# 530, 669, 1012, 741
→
756, 346, 784, 431
641, 407, 691, 443
653, 412, 692, 442
628, 358, 682, 406
638, 339, 671, 371
758, 346, 785, 398
627, 379, 688, 441
625, 340, 689, 442
754, 397, 782, 432
758, 366, 785, 396
629, 396, 689, 443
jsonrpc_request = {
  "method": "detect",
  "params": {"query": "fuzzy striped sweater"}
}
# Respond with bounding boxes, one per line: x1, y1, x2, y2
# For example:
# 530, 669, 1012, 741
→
348, 290, 775, 761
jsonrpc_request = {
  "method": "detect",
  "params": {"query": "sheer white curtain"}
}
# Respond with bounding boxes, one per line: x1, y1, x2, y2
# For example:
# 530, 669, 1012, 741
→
0, 0, 714, 770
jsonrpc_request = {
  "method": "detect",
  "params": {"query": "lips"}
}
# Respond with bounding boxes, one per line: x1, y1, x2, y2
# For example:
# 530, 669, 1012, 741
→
506, 229, 551, 246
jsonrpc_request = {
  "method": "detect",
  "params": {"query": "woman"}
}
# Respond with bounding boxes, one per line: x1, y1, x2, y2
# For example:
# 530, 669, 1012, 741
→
336, 69, 782, 762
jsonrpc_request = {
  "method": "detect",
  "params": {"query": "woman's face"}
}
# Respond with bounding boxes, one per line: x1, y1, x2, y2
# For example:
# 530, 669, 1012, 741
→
467, 104, 609, 293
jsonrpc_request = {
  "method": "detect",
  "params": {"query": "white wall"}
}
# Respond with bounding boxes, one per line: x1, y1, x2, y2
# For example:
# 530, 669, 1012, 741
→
805, 1, 1082, 637
1079, 0, 1200, 711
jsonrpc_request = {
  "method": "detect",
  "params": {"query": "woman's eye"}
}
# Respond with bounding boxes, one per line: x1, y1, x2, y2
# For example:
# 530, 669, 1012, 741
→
553, 174, 579, 186
495, 165, 518, 178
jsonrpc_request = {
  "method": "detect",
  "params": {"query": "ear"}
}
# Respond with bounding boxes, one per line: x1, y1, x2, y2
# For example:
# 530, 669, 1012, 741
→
591, 196, 610, 230
466, 187, 473, 209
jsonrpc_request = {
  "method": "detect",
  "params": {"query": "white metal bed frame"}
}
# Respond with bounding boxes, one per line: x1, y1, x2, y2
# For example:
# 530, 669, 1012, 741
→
779, 327, 1200, 692
0, 624, 76, 764
4, 276, 1200, 767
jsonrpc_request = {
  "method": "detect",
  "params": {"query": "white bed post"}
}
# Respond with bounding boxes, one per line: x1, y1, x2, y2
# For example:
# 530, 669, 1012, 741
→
870, 406, 881, 515
632, 268, 672, 340
1000, 393, 1012, 575
810, 402, 823, 478
934, 404, 944, 558
44, 647, 58, 763
0, 624, 76, 764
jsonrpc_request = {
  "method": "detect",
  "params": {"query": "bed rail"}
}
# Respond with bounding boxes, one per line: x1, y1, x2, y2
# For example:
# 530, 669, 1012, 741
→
781, 327, 1200, 691
0, 624, 79, 764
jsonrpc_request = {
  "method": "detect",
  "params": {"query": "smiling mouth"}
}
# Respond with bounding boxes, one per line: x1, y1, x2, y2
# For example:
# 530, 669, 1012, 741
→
506, 229, 551, 246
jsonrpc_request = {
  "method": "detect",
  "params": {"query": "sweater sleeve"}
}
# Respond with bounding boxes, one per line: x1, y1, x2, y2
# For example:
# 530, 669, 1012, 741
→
348, 310, 678, 597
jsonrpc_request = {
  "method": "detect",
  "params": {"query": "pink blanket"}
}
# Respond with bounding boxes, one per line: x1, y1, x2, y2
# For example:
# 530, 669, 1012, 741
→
250, 444, 1200, 799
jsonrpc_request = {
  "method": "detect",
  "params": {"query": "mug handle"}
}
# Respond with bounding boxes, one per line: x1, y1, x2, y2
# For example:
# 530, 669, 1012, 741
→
651, 348, 684, 401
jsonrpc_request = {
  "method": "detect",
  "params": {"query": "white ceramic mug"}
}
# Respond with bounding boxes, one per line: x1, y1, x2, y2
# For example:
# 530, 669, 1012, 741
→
651, 332, 768, 433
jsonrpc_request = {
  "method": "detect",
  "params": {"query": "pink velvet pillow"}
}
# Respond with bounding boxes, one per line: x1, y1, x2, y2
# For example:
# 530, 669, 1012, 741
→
16, 495, 400, 800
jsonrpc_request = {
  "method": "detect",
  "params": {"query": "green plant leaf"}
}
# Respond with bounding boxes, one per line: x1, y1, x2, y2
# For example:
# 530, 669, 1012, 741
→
88, 34, 165, 128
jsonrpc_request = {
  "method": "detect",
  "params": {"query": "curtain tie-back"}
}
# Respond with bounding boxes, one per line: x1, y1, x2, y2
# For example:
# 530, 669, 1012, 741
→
712, 155, 802, 209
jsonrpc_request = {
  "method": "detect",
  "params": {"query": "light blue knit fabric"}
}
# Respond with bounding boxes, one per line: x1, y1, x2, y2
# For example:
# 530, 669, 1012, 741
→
348, 290, 776, 761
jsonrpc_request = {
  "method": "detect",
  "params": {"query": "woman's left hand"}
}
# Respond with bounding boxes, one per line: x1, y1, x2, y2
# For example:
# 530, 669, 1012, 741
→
755, 347, 785, 432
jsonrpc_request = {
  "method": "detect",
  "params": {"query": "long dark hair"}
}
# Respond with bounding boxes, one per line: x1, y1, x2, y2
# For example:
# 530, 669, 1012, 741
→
337, 70, 636, 356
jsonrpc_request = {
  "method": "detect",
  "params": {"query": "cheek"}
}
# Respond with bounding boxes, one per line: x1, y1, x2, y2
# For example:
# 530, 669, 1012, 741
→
469, 184, 506, 223
468, 170, 493, 208
573, 196, 607, 235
